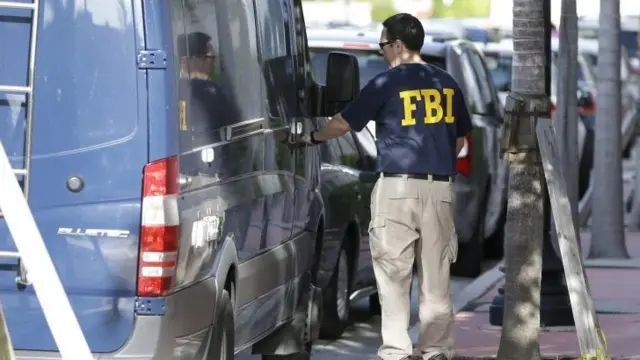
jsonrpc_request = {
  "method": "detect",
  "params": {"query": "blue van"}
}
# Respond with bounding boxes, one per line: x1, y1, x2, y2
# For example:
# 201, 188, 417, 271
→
0, 0, 361, 358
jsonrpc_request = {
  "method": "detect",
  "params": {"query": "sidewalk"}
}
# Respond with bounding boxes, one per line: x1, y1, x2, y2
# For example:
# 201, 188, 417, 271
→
448, 231, 640, 359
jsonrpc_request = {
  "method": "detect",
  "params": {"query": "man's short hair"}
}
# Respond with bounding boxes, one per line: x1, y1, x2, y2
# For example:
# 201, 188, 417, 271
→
177, 31, 212, 57
382, 13, 425, 52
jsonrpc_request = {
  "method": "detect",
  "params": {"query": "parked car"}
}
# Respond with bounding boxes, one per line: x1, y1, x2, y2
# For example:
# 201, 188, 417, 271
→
575, 38, 640, 158
312, 121, 379, 339
477, 38, 597, 109
0, 0, 362, 358
578, 16, 639, 65
478, 37, 638, 199
307, 29, 510, 277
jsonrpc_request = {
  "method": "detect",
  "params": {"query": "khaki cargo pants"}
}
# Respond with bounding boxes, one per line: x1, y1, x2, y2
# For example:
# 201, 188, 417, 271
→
369, 174, 457, 360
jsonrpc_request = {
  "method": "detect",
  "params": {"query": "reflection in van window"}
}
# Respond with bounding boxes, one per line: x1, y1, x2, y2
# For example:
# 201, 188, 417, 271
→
172, 0, 262, 142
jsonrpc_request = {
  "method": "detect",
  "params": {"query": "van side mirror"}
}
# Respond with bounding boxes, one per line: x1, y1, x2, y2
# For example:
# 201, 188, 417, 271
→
324, 52, 360, 114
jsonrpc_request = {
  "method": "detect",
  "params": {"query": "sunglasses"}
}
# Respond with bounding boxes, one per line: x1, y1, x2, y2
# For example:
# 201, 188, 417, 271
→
378, 40, 395, 50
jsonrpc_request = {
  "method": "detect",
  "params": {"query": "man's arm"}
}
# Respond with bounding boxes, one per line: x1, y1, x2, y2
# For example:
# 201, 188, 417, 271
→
311, 113, 351, 142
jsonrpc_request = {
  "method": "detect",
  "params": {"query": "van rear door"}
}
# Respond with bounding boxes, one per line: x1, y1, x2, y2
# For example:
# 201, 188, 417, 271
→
0, 0, 146, 352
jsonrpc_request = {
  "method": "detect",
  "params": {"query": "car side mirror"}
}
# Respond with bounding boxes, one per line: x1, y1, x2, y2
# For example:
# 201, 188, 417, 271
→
324, 52, 360, 115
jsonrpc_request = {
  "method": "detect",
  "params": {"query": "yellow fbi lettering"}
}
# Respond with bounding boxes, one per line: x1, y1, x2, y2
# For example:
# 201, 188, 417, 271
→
399, 88, 455, 126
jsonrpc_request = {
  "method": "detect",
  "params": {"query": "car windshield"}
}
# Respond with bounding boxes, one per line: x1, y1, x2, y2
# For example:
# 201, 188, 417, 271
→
309, 48, 447, 88
482, 52, 512, 91
483, 51, 586, 91
579, 28, 638, 59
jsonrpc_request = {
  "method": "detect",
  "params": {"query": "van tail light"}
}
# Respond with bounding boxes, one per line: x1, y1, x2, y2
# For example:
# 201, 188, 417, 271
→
550, 101, 556, 112
457, 134, 472, 177
138, 156, 179, 297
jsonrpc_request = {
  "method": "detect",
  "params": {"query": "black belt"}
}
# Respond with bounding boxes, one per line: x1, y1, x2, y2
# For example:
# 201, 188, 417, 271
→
381, 173, 452, 182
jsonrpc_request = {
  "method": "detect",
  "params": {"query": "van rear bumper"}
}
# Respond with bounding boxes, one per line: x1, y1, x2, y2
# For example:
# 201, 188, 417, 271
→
14, 275, 221, 359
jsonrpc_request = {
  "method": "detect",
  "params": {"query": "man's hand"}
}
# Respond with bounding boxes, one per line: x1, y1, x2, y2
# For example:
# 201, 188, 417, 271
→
301, 133, 313, 145
289, 132, 321, 149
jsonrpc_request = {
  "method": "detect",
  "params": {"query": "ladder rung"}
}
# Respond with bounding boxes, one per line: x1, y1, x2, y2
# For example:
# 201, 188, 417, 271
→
0, 251, 20, 259
0, 1, 35, 10
0, 85, 32, 94
12, 169, 26, 176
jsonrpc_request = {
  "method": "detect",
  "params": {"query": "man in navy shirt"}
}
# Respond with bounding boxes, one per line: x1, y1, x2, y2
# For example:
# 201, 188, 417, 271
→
300, 13, 472, 360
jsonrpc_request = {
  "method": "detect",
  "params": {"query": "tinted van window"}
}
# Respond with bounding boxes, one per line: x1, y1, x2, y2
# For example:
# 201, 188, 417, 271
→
255, 0, 299, 119
171, 0, 259, 143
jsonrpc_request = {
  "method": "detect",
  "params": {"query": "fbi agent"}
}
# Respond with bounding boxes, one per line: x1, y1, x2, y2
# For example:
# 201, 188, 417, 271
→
300, 13, 472, 360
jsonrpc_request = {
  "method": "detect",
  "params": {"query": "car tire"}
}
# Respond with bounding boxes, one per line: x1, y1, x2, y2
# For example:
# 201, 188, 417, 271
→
578, 129, 594, 200
484, 200, 506, 259
451, 231, 483, 278
319, 247, 351, 340
209, 289, 234, 360
369, 293, 381, 315
451, 185, 486, 278
262, 284, 318, 360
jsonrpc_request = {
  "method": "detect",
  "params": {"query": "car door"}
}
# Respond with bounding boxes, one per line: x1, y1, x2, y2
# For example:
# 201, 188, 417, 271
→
253, 0, 297, 343
466, 47, 510, 225
457, 46, 495, 232
290, 0, 320, 243
350, 128, 377, 286
176, 0, 271, 348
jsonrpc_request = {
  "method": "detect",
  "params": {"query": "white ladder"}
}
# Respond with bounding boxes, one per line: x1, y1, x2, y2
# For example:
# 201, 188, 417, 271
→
0, 0, 40, 203
0, 1, 92, 359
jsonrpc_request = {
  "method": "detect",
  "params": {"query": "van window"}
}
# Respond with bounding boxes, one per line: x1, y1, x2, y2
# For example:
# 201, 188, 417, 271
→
172, 0, 260, 141
255, 0, 298, 121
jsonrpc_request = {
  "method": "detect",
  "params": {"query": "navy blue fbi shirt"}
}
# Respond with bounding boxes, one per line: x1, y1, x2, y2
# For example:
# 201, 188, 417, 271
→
341, 63, 472, 176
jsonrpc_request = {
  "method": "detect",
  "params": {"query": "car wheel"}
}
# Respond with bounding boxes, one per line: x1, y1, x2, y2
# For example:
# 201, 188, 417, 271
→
578, 129, 594, 200
209, 289, 234, 360
451, 184, 486, 277
369, 293, 381, 315
319, 247, 351, 340
485, 200, 506, 259
451, 231, 483, 277
262, 286, 317, 360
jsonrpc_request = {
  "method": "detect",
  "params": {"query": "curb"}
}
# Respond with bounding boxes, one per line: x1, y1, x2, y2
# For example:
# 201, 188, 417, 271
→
583, 258, 640, 269
408, 261, 504, 339
450, 357, 637, 360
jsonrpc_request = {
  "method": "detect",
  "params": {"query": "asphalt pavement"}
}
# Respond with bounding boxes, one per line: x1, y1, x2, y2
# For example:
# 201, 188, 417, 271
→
310, 276, 473, 360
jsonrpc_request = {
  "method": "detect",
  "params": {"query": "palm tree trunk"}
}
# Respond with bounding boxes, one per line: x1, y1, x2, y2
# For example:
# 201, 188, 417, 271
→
496, 0, 545, 359
628, 14, 640, 230
589, 0, 629, 259
554, 0, 579, 239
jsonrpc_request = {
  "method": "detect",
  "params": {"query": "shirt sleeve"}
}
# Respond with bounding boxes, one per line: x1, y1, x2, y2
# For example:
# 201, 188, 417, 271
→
454, 87, 473, 138
340, 77, 387, 132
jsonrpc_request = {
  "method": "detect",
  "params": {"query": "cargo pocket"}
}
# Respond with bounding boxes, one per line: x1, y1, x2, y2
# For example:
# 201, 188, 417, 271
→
444, 227, 459, 264
438, 185, 457, 264
368, 216, 387, 260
